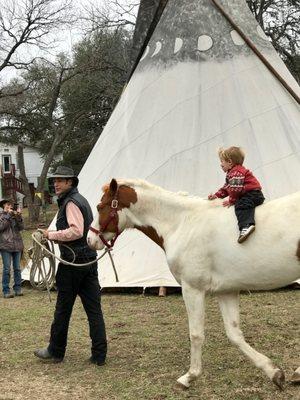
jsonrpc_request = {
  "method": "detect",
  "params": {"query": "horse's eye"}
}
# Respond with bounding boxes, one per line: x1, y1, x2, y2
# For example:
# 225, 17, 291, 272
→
96, 204, 101, 211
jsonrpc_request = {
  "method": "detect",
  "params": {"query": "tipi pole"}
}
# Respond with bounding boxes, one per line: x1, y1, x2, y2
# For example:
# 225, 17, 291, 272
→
211, 0, 300, 105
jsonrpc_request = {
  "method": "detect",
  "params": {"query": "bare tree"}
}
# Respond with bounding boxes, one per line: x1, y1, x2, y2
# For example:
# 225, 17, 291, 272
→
82, 0, 169, 68
0, 0, 75, 97
246, 0, 300, 82
82, 0, 139, 33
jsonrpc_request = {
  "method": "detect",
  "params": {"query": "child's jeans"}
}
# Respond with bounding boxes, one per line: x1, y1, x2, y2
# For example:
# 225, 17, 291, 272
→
1, 251, 22, 295
234, 190, 265, 230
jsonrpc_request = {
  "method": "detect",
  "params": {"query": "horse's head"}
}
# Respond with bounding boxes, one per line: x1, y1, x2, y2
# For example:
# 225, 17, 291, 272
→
87, 178, 137, 250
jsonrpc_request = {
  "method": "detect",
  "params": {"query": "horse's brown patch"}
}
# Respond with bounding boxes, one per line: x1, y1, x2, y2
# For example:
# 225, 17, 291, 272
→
119, 185, 138, 207
101, 184, 137, 208
296, 240, 300, 260
136, 225, 164, 249
98, 182, 138, 232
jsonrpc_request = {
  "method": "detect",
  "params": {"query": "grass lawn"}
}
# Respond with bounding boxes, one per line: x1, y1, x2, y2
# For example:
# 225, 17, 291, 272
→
0, 284, 299, 400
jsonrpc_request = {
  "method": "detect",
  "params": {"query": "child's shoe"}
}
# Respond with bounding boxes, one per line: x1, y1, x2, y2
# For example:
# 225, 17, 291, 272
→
238, 225, 255, 243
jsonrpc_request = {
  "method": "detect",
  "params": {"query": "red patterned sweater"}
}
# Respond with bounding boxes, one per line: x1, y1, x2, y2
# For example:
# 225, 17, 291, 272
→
214, 165, 261, 205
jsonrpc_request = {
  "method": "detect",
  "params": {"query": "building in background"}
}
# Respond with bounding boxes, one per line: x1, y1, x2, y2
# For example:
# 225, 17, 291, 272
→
0, 143, 48, 206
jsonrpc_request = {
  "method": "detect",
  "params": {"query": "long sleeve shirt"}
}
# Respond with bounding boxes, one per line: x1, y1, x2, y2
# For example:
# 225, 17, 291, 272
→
214, 164, 262, 205
48, 202, 84, 242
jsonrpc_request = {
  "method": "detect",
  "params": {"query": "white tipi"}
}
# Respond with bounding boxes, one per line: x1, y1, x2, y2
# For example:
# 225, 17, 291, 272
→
62, 0, 300, 287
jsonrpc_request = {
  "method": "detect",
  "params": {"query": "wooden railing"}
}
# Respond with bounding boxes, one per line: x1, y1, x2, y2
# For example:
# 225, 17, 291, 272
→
2, 175, 24, 195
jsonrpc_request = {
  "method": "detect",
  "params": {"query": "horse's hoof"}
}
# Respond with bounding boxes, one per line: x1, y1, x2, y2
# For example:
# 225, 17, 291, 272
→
175, 381, 189, 391
272, 369, 285, 390
291, 368, 300, 384
176, 377, 189, 390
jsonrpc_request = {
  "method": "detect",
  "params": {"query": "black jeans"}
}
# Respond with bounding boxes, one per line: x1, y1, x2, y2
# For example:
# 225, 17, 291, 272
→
234, 190, 265, 230
48, 262, 107, 362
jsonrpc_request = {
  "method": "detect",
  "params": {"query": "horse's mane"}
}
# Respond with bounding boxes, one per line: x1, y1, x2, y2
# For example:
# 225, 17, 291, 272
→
104, 178, 205, 202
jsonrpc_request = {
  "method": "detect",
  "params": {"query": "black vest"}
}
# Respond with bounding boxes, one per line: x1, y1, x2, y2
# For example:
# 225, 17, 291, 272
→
56, 187, 97, 262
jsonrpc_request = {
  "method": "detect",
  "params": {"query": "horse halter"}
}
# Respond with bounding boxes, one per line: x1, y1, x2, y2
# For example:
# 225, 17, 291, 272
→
89, 191, 120, 249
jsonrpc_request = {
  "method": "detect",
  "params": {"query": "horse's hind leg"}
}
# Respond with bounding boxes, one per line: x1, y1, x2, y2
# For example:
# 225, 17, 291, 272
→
177, 283, 205, 389
217, 292, 285, 389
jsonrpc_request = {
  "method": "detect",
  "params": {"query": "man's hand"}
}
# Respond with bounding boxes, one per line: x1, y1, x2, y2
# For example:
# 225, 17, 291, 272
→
208, 193, 217, 200
40, 229, 49, 239
222, 200, 232, 208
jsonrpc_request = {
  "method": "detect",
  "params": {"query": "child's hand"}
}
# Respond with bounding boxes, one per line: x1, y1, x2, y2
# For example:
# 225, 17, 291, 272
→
208, 193, 217, 200
222, 200, 231, 207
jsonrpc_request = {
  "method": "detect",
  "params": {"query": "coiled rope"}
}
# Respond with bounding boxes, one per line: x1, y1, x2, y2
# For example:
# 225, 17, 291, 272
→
28, 230, 119, 301
28, 231, 56, 298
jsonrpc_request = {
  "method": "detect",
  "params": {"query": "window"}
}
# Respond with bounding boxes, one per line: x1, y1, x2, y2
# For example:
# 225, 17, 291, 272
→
2, 155, 11, 173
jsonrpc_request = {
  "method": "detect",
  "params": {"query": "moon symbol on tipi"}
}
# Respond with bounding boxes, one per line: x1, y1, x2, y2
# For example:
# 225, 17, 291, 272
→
151, 41, 162, 57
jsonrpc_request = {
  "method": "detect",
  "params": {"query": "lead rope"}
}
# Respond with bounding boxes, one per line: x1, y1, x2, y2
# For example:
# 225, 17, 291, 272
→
28, 230, 119, 301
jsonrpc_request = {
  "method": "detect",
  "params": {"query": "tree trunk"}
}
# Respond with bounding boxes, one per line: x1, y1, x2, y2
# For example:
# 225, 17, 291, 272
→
18, 131, 61, 224
32, 133, 62, 222
33, 118, 82, 222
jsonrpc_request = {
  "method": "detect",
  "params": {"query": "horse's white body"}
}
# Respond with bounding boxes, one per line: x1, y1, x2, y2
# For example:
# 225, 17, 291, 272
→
87, 179, 300, 389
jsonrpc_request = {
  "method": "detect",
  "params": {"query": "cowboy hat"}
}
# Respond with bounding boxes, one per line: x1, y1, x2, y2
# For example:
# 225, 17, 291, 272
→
0, 199, 12, 208
48, 166, 79, 187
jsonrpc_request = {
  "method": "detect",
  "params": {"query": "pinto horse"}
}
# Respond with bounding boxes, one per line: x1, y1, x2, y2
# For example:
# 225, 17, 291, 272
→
87, 178, 300, 389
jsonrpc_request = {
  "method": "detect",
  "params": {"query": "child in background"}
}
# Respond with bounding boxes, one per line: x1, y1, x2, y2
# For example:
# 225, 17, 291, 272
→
208, 146, 265, 243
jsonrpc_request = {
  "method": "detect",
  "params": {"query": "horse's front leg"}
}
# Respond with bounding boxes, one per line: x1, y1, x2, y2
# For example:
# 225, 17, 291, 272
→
177, 283, 205, 389
217, 292, 285, 390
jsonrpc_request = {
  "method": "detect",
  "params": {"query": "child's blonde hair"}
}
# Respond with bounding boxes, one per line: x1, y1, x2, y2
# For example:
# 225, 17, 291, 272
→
218, 146, 245, 165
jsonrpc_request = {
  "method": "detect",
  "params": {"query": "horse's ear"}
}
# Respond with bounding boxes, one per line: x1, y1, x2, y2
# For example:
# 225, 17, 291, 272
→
109, 178, 118, 195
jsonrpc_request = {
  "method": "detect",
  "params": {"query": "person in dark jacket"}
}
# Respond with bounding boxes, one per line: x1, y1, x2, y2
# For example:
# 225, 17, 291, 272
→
0, 199, 24, 298
34, 166, 107, 366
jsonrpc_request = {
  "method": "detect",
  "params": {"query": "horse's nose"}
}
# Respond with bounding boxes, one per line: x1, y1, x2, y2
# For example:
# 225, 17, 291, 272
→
87, 236, 97, 250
